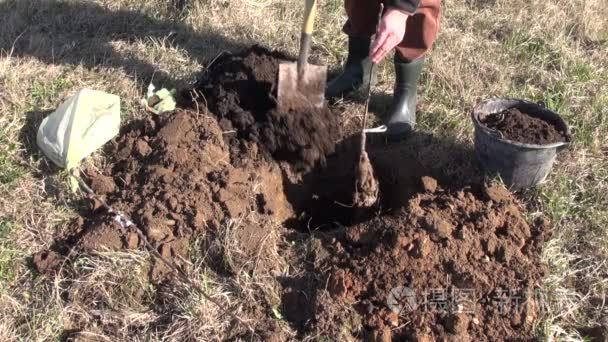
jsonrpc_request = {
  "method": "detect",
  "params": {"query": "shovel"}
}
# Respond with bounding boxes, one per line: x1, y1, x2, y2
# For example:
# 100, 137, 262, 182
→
277, 0, 327, 112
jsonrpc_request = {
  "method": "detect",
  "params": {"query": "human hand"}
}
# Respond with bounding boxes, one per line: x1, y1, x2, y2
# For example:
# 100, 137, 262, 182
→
370, 8, 410, 64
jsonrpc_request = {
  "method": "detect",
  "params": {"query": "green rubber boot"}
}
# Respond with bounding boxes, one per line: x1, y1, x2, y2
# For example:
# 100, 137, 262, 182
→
383, 56, 424, 138
326, 36, 376, 99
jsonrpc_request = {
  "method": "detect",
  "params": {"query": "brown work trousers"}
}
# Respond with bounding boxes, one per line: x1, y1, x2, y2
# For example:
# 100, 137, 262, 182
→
343, 0, 441, 61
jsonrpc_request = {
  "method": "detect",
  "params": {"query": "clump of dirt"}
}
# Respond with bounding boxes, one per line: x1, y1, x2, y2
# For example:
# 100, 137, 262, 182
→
89, 174, 116, 195
299, 180, 551, 341
32, 249, 63, 273
190, 45, 341, 171
481, 107, 568, 144
34, 109, 294, 282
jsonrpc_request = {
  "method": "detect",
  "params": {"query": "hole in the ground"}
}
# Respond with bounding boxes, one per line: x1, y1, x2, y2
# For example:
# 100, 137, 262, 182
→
281, 133, 444, 230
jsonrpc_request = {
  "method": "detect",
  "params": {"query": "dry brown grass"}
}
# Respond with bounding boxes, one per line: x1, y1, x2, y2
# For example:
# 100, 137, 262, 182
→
1, 0, 607, 340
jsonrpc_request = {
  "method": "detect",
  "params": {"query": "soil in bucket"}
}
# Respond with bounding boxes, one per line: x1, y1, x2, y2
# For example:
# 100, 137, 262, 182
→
480, 107, 568, 145
31, 46, 552, 341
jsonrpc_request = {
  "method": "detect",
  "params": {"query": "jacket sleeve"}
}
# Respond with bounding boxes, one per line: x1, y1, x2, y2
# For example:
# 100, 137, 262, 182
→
386, 0, 421, 14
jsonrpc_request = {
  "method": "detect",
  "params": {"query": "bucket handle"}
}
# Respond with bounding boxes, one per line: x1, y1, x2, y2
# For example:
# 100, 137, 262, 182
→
487, 128, 505, 140
556, 142, 570, 152
479, 110, 506, 140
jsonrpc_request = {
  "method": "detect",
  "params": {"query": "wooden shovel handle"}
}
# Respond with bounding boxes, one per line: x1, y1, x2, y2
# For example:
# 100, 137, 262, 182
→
302, 0, 317, 35
298, 0, 317, 74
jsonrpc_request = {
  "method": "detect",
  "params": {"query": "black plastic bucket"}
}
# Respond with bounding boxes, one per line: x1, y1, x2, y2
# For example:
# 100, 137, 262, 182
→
472, 98, 572, 190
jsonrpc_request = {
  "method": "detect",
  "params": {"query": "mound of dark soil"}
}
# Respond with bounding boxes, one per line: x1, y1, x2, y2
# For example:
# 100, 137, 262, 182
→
299, 181, 550, 341
481, 107, 568, 145
190, 45, 340, 171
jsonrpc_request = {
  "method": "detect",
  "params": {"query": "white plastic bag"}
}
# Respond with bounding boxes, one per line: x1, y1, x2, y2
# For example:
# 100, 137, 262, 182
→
37, 88, 121, 170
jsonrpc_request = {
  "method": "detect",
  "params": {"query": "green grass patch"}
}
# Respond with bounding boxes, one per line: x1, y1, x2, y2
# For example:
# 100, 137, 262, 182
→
540, 167, 608, 232
0, 220, 20, 286
567, 60, 595, 83
0, 129, 26, 186
0, 152, 25, 185
29, 76, 73, 109
560, 89, 607, 150
504, 84, 565, 116
504, 31, 565, 71
539, 175, 581, 224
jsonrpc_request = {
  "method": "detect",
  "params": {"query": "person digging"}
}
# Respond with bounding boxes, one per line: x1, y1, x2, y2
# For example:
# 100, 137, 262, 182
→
326, 0, 441, 140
